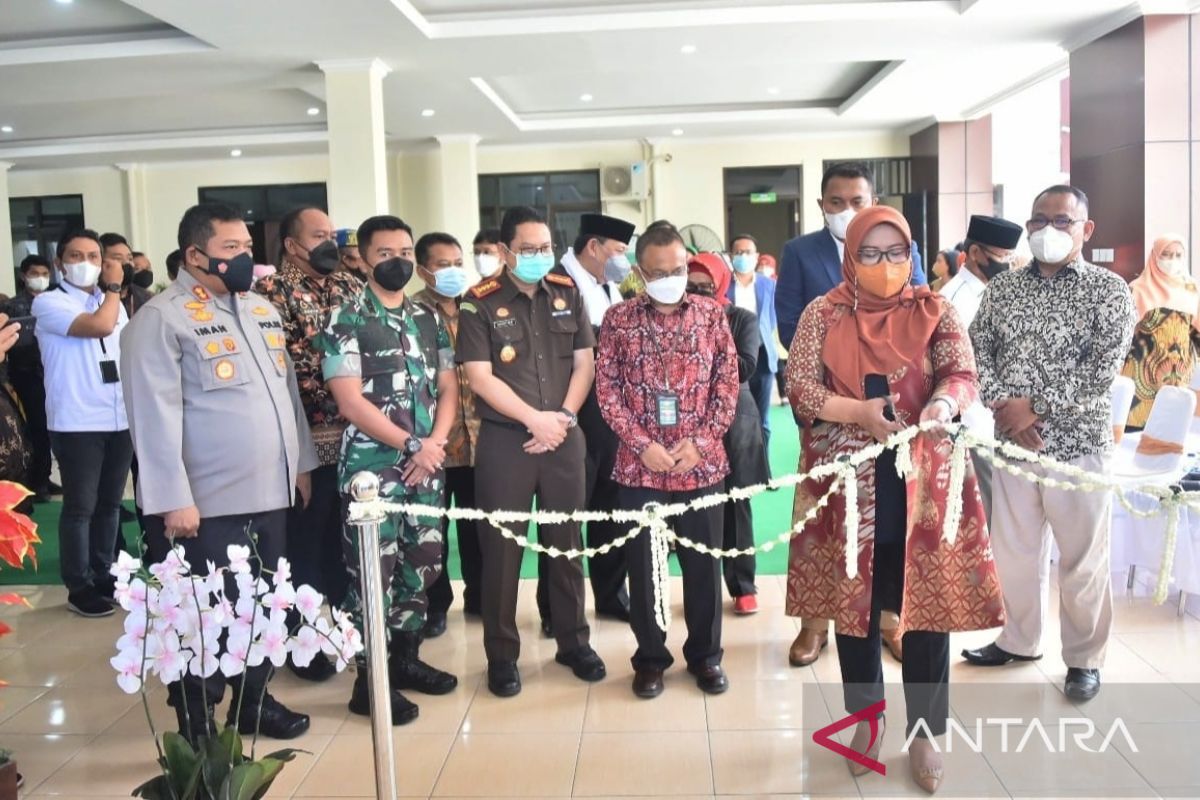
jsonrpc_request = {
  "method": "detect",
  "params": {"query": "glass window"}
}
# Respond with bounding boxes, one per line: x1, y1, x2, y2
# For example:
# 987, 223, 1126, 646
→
198, 183, 328, 265
9, 194, 85, 286
478, 169, 601, 258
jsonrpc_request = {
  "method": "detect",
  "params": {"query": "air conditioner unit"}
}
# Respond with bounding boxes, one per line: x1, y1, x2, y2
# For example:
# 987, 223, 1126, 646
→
601, 161, 648, 201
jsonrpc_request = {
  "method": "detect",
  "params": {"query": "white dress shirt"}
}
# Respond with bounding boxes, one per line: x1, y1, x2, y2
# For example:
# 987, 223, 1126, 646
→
733, 277, 758, 314
33, 282, 129, 433
939, 267, 992, 438
561, 248, 622, 328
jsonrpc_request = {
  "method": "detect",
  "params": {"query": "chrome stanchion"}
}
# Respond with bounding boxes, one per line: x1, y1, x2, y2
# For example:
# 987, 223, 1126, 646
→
349, 472, 397, 800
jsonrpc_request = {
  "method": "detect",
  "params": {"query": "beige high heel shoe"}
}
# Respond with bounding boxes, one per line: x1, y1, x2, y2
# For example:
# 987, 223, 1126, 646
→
847, 714, 886, 777
908, 736, 944, 794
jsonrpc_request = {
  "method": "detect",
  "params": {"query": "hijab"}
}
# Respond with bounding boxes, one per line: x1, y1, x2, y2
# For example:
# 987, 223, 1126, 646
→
1128, 235, 1197, 326
686, 252, 731, 306
821, 205, 945, 400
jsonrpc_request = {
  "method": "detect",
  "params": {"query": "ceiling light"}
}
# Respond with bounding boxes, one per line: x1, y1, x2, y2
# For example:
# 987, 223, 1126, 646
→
0, 126, 12, 134
306, 107, 320, 116
55, 0, 74, 4
767, 87, 780, 95
680, 44, 697, 54
672, 128, 684, 136
230, 149, 242, 157
580, 93, 593, 102
421, 108, 435, 117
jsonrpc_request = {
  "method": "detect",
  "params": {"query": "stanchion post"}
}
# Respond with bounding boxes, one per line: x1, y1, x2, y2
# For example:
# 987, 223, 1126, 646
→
349, 471, 397, 800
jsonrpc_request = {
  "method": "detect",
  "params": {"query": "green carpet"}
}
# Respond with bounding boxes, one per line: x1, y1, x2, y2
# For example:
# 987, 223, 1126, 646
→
0, 407, 800, 586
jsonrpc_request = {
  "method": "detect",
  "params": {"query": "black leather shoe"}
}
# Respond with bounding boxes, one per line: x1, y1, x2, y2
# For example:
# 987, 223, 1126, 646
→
688, 664, 729, 695
422, 612, 448, 639
1064, 668, 1101, 701
596, 604, 631, 622
228, 692, 310, 739
961, 642, 1041, 666
555, 645, 607, 682
288, 651, 337, 682
390, 631, 457, 695
540, 617, 553, 638
632, 668, 664, 699
348, 667, 419, 725
487, 661, 522, 697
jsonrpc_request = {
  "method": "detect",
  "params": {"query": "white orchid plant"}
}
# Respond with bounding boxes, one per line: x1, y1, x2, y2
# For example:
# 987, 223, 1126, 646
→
110, 539, 363, 800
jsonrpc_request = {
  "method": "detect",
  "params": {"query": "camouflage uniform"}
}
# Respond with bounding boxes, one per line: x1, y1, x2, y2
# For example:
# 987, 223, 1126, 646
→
317, 285, 455, 636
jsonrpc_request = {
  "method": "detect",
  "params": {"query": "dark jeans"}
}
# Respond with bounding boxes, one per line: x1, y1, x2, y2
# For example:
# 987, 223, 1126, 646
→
428, 465, 482, 615
49, 430, 133, 594
9, 370, 50, 491
288, 464, 349, 608
144, 510, 286, 715
620, 484, 723, 671
722, 496, 756, 597
836, 541, 950, 738
750, 345, 775, 450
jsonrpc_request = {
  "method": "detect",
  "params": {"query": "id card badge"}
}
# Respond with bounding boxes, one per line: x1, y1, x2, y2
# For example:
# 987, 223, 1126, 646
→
656, 392, 679, 427
99, 360, 120, 384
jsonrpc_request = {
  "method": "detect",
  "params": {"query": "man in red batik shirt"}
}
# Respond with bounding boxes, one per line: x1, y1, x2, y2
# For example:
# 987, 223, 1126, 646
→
595, 224, 739, 701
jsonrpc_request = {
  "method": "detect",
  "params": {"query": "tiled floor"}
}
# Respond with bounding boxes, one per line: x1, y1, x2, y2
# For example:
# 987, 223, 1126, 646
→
1, 575, 1197, 798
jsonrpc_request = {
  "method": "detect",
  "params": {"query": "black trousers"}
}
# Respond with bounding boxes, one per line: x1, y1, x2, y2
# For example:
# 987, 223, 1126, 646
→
475, 421, 589, 663
287, 464, 349, 608
836, 541, 950, 738
722, 496, 756, 597
427, 465, 482, 615
144, 509, 287, 714
49, 430, 132, 593
9, 370, 50, 491
620, 484, 723, 671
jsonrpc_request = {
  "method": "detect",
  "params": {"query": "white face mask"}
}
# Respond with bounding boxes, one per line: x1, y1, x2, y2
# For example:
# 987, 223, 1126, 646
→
25, 276, 50, 293
1028, 227, 1076, 265
824, 208, 857, 241
1159, 257, 1188, 279
62, 260, 101, 289
643, 273, 688, 305
474, 253, 501, 278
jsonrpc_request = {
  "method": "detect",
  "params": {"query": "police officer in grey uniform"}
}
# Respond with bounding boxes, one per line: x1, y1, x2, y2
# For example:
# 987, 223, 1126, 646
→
121, 202, 315, 745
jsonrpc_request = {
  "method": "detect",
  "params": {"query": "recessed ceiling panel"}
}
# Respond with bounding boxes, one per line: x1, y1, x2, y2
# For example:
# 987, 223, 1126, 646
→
413, 0, 919, 14
0, 0, 173, 42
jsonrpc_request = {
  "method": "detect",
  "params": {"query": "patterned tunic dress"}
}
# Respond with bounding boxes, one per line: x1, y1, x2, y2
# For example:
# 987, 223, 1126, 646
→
1120, 308, 1200, 429
784, 296, 1005, 637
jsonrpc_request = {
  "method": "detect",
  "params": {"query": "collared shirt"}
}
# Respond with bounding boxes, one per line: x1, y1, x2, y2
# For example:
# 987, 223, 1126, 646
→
970, 258, 1136, 462
254, 258, 363, 463
560, 248, 623, 329
413, 288, 480, 469
455, 271, 595, 424
595, 294, 739, 491
318, 286, 455, 496
733, 278, 757, 315
940, 267, 993, 439
33, 282, 129, 433
119, 270, 317, 517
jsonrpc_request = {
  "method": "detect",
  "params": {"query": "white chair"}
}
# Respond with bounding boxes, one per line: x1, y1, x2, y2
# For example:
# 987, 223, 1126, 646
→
1113, 384, 1196, 479
1111, 375, 1136, 443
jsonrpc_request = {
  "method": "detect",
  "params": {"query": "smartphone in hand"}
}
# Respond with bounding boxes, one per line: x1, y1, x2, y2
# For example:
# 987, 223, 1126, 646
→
864, 374, 896, 421
4, 315, 36, 348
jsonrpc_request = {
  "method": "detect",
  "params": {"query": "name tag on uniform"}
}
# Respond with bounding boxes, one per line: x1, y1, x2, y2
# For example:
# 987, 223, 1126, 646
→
551, 310, 572, 317
656, 392, 679, 427
492, 319, 516, 329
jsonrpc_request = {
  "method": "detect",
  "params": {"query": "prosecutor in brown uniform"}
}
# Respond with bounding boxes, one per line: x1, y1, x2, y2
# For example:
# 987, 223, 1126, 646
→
456, 205, 607, 698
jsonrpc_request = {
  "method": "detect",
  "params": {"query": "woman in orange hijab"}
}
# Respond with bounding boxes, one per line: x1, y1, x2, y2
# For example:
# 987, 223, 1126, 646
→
784, 206, 1003, 793
1120, 235, 1197, 429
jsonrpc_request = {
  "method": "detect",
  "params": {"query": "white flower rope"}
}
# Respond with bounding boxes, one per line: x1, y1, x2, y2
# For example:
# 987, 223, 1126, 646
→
348, 421, 1200, 620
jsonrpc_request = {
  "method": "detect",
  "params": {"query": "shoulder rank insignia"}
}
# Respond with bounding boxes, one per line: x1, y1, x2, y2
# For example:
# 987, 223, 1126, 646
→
184, 301, 206, 311
545, 273, 574, 288
470, 279, 501, 299
252, 306, 270, 316
190, 310, 214, 322
191, 285, 211, 302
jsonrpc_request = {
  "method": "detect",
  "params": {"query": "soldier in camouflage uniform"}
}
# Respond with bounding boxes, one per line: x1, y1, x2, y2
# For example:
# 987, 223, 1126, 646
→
318, 215, 460, 725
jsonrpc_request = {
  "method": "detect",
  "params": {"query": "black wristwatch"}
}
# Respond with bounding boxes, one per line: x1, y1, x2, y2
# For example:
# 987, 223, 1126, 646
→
103, 282, 123, 294
558, 408, 578, 428
404, 436, 423, 457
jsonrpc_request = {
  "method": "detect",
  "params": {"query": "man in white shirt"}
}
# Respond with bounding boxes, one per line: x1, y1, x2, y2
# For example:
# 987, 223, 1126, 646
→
32, 229, 131, 618
938, 214, 1023, 522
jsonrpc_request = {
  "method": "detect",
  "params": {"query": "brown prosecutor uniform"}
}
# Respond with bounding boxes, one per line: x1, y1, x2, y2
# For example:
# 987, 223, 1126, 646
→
455, 270, 594, 663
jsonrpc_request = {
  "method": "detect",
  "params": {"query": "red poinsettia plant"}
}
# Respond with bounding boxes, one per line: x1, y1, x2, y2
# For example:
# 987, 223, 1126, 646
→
0, 481, 41, 662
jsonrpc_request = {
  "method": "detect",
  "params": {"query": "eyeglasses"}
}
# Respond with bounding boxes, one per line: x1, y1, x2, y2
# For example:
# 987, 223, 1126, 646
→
1027, 215, 1084, 232
856, 246, 909, 266
641, 265, 687, 281
508, 244, 554, 258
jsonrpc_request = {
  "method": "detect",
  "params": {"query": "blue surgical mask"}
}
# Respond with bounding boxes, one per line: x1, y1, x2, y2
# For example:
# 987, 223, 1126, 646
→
513, 253, 555, 284
732, 254, 757, 274
431, 266, 469, 297
604, 254, 632, 283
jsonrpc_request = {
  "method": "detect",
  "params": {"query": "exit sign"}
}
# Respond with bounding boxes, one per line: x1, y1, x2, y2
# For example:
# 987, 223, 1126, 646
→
749, 192, 777, 204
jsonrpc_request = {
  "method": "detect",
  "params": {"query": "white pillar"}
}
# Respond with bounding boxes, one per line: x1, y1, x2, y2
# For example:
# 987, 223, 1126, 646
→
432, 135, 481, 241
319, 58, 391, 230
0, 162, 15, 296
114, 162, 150, 251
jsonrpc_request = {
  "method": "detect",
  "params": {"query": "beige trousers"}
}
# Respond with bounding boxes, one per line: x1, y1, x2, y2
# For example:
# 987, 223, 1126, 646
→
991, 453, 1113, 669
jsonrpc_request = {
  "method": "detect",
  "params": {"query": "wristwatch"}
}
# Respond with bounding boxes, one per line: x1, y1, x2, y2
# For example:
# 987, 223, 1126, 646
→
558, 408, 578, 428
1031, 396, 1050, 417
404, 436, 423, 457
103, 282, 123, 294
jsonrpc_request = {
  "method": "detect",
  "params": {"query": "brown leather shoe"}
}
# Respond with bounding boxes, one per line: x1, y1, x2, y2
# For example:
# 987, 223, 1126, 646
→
882, 626, 903, 662
632, 668, 664, 699
688, 663, 729, 695
789, 628, 829, 667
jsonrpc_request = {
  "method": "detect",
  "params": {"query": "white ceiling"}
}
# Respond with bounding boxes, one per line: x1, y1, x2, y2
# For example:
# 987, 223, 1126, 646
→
0, 0, 1192, 170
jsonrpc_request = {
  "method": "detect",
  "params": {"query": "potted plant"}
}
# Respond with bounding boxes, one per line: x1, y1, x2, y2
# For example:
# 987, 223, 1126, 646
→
0, 480, 42, 795
111, 537, 362, 799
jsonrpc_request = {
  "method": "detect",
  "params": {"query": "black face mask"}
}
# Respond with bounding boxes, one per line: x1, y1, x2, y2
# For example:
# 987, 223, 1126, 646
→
197, 249, 255, 293
373, 257, 414, 292
302, 240, 340, 275
132, 269, 155, 289
979, 256, 1009, 281
687, 282, 716, 298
